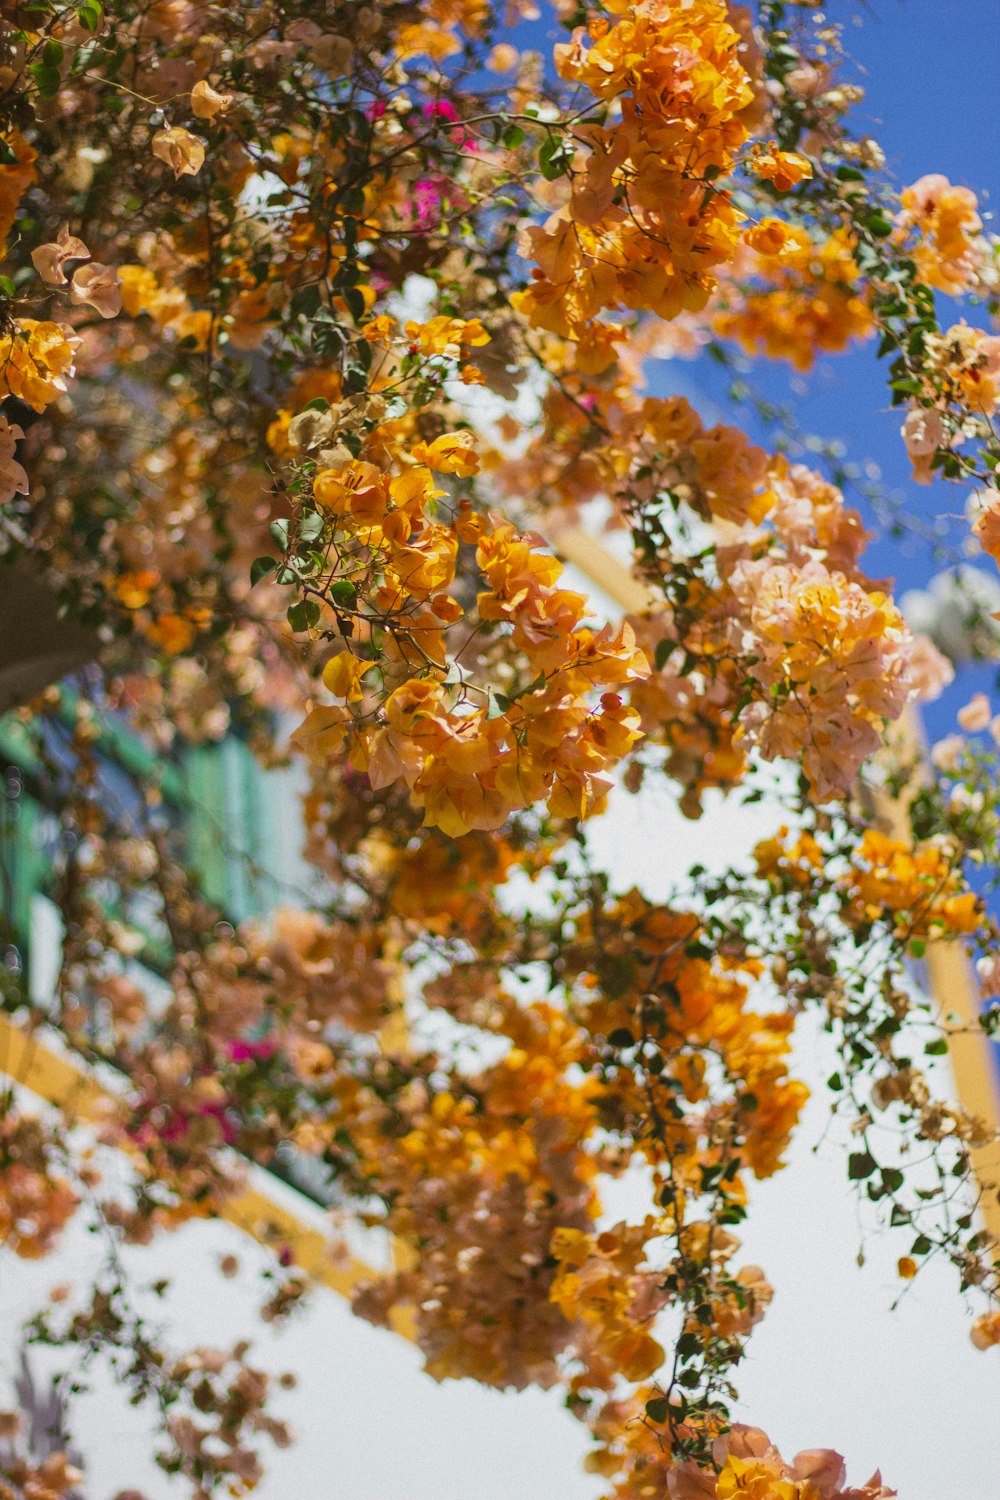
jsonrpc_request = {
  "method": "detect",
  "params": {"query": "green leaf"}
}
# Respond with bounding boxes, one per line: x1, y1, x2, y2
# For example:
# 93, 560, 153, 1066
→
250, 556, 277, 587
654, 638, 672, 673
287, 598, 321, 633
291, 283, 324, 318
343, 362, 368, 394
503, 124, 525, 148
329, 578, 357, 608
644, 1397, 669, 1425
848, 1151, 877, 1181
28, 62, 62, 97
866, 213, 894, 239
607, 1027, 635, 1049
539, 135, 571, 181
298, 510, 324, 543
269, 518, 290, 550
342, 285, 366, 323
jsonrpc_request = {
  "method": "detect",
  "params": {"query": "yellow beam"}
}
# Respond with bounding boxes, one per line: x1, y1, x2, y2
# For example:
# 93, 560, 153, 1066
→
0, 1013, 415, 1339
555, 526, 651, 614
872, 709, 1000, 1243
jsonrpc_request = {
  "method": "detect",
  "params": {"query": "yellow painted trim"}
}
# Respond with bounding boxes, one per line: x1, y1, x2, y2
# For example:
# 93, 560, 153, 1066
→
0, 1014, 108, 1123
869, 708, 1000, 1242
0, 1013, 416, 1340
924, 942, 1000, 1242
554, 527, 651, 614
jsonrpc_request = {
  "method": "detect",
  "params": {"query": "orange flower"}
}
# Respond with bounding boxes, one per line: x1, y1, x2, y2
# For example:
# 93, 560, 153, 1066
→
743, 218, 811, 262
0, 130, 37, 245
748, 146, 813, 193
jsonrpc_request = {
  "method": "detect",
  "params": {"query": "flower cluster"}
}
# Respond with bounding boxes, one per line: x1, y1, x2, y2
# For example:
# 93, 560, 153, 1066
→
842, 829, 981, 941
725, 556, 917, 801
714, 225, 874, 371
290, 433, 649, 833
896, 174, 989, 298
514, 0, 755, 341
0, 320, 79, 411
0, 1112, 77, 1260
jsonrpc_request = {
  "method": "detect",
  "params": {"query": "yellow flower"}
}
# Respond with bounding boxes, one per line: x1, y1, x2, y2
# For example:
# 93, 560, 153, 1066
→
410, 431, 480, 475
151, 126, 206, 178
744, 218, 811, 262
321, 653, 368, 701
716, 1458, 798, 1500
0, 320, 80, 411
190, 80, 234, 120
290, 704, 350, 765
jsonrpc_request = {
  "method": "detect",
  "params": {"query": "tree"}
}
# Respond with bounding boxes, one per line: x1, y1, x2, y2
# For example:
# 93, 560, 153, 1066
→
0, 1, 999, 1495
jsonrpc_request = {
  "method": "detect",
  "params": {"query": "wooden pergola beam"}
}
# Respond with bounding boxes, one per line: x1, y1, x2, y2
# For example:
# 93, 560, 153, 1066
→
0, 1012, 414, 1339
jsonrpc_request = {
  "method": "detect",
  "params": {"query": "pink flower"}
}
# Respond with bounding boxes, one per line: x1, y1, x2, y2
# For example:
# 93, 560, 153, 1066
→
412, 177, 445, 226
841, 1473, 897, 1500
227, 1037, 277, 1063
666, 1463, 715, 1499
931, 733, 964, 772
788, 1449, 848, 1498
905, 633, 953, 703
902, 407, 946, 485
423, 99, 459, 123
31, 224, 89, 285
957, 691, 991, 731
70, 262, 123, 319
976, 952, 1000, 998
